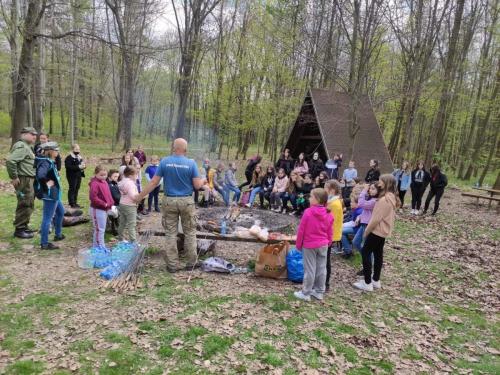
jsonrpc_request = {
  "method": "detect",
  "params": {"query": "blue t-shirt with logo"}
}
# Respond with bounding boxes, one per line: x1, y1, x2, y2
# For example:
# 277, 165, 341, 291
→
155, 155, 200, 196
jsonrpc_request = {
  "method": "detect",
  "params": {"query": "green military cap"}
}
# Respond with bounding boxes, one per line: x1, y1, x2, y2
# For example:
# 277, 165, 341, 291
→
40, 141, 59, 151
21, 127, 38, 135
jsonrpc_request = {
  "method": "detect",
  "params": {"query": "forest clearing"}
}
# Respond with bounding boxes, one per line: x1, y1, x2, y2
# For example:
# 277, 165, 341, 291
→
1, 0, 500, 374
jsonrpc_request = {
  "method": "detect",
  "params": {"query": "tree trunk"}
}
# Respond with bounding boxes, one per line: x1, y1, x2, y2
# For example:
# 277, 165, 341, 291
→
10, 0, 46, 144
463, 59, 500, 180
425, 0, 465, 165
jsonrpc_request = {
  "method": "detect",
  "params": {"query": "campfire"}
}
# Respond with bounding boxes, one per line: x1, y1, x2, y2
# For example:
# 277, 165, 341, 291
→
196, 206, 298, 234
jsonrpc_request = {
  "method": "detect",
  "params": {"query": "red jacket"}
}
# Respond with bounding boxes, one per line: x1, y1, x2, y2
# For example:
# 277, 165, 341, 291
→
89, 177, 115, 210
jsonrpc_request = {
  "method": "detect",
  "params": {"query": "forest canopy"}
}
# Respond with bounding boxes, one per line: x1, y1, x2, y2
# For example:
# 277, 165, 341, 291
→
0, 0, 498, 184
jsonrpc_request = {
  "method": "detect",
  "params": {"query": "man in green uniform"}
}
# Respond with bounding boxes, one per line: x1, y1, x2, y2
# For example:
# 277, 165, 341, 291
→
7, 127, 38, 239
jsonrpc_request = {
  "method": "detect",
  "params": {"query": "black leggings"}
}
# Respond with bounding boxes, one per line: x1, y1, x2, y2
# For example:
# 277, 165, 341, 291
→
411, 183, 425, 210
424, 188, 444, 214
326, 245, 332, 289
67, 175, 81, 206
362, 233, 385, 284
398, 189, 406, 206
238, 171, 253, 190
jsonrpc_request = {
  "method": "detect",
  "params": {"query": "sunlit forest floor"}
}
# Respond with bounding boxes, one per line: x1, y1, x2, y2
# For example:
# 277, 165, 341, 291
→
0, 139, 499, 374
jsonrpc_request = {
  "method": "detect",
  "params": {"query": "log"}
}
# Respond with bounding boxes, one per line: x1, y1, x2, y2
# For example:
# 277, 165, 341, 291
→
139, 230, 296, 244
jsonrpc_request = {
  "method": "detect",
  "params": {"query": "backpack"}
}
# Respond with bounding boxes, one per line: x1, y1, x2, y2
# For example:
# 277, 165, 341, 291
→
201, 257, 235, 273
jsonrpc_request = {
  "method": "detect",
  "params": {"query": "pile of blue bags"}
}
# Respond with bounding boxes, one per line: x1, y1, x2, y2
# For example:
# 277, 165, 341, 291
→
78, 242, 138, 280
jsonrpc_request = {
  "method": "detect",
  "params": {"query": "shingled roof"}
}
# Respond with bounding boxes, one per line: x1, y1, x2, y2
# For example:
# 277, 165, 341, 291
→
285, 89, 393, 178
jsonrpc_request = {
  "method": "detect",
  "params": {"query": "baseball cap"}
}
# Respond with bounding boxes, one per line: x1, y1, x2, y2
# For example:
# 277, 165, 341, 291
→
40, 141, 60, 151
21, 127, 38, 135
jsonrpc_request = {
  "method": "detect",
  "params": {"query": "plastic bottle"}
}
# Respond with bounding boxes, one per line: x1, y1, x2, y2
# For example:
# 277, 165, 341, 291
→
77, 249, 94, 269
220, 220, 227, 235
100, 259, 128, 280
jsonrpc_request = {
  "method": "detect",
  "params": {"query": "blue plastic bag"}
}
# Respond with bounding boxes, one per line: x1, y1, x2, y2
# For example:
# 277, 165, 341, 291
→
286, 248, 304, 283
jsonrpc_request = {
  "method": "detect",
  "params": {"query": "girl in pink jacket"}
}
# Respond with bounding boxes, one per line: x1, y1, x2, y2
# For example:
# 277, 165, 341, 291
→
294, 188, 333, 302
117, 166, 139, 242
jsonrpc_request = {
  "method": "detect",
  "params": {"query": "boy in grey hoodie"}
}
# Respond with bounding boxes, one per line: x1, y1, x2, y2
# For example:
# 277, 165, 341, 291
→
224, 162, 241, 204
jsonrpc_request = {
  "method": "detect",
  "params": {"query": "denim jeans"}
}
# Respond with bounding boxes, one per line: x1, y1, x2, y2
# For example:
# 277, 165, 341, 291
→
225, 185, 241, 203
341, 226, 356, 254
215, 186, 229, 206
282, 193, 297, 210
352, 224, 366, 253
41, 199, 64, 246
249, 186, 262, 206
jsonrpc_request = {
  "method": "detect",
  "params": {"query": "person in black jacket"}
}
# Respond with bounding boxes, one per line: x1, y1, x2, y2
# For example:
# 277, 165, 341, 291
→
410, 161, 431, 215
275, 149, 294, 176
296, 174, 314, 216
65, 144, 86, 208
423, 164, 447, 216
309, 152, 325, 179
364, 159, 380, 183
239, 155, 262, 190
259, 166, 276, 209
106, 169, 121, 235
35, 133, 61, 171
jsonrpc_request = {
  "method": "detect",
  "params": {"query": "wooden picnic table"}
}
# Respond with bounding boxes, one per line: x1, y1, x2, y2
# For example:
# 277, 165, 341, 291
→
472, 187, 500, 197
463, 188, 500, 212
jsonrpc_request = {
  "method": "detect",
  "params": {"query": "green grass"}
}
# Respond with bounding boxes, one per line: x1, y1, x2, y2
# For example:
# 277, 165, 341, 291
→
5, 360, 45, 375
0, 135, 498, 373
202, 334, 234, 359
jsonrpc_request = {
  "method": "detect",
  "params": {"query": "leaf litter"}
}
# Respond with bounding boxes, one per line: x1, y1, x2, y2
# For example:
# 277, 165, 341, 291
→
0, 189, 498, 373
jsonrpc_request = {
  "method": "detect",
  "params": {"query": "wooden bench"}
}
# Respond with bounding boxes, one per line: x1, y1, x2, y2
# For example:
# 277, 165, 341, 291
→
461, 192, 500, 212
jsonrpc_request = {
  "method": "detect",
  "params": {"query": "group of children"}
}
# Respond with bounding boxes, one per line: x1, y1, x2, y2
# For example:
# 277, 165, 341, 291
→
294, 173, 400, 300
88, 149, 163, 250
85, 147, 446, 300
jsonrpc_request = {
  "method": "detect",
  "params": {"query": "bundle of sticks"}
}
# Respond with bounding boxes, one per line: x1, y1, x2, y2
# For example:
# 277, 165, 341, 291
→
99, 231, 151, 292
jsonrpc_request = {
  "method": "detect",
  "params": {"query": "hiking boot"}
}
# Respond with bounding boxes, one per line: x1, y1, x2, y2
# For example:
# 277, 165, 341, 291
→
41, 243, 59, 250
353, 280, 373, 292
293, 291, 311, 301
14, 230, 34, 239
372, 280, 382, 289
310, 291, 324, 301
24, 227, 37, 233
166, 266, 178, 273
54, 234, 66, 241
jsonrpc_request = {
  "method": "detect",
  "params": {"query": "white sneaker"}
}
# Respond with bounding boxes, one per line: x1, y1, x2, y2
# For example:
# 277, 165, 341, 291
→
294, 291, 311, 301
245, 203, 251, 208
372, 280, 381, 289
353, 280, 373, 292
311, 291, 324, 301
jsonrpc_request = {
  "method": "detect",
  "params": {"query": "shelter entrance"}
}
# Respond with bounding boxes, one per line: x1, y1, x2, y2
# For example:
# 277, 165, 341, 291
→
285, 94, 328, 161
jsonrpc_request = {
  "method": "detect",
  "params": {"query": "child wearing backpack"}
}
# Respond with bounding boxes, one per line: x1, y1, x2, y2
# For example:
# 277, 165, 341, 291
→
89, 166, 115, 248
294, 188, 333, 301
324, 180, 344, 291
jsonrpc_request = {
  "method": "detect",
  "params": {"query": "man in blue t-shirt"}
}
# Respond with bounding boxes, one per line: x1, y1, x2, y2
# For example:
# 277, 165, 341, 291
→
137, 138, 204, 272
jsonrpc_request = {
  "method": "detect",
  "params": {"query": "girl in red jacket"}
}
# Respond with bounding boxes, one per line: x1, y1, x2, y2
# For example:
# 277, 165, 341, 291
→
89, 165, 115, 249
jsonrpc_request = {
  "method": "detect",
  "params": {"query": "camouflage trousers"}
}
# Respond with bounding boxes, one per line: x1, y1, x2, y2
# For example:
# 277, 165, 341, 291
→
161, 196, 197, 271
14, 176, 35, 230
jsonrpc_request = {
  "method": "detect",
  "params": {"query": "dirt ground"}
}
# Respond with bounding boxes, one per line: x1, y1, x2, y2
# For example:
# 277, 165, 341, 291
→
0, 188, 499, 374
